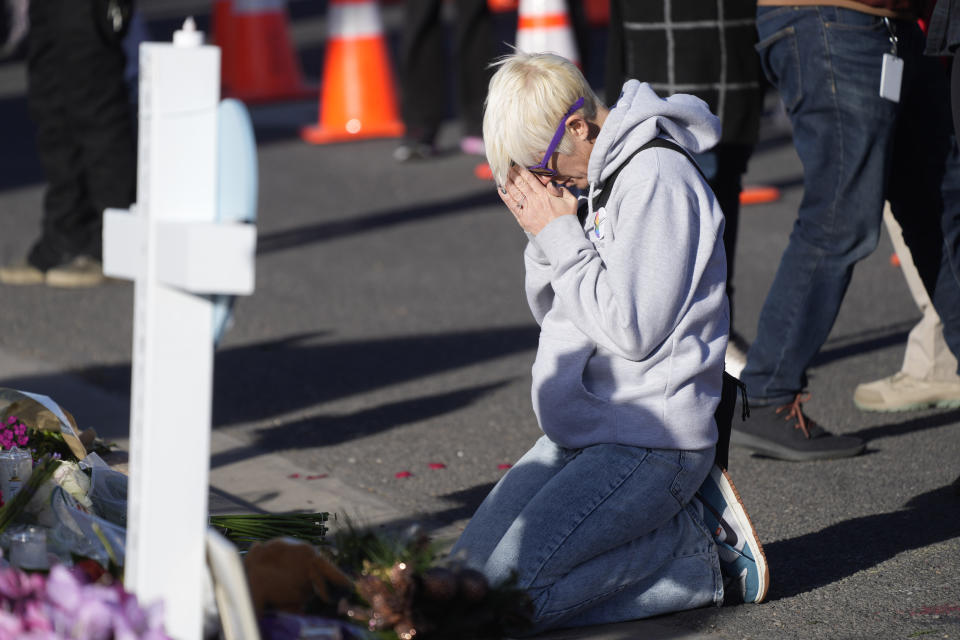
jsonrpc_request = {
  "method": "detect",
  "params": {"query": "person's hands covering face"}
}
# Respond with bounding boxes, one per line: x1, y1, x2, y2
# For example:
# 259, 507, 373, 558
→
499, 165, 578, 235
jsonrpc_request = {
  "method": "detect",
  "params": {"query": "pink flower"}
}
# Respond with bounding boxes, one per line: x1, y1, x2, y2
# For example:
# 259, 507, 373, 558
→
20, 601, 52, 632
0, 611, 24, 638
0, 565, 45, 600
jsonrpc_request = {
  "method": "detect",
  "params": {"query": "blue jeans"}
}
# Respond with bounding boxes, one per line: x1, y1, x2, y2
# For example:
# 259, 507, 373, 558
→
742, 6, 960, 404
450, 436, 721, 635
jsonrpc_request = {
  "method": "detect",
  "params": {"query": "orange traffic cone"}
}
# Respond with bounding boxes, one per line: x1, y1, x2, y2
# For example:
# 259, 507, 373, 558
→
488, 0, 519, 12
301, 0, 404, 144
219, 0, 314, 103
516, 0, 580, 66
211, 0, 236, 92
211, 0, 230, 47
739, 185, 781, 206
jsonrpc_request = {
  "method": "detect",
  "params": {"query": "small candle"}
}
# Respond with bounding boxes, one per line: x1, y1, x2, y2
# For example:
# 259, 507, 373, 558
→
0, 447, 32, 501
10, 527, 48, 570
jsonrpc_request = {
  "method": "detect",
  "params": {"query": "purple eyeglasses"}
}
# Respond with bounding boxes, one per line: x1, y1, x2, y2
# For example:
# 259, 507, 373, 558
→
526, 97, 585, 177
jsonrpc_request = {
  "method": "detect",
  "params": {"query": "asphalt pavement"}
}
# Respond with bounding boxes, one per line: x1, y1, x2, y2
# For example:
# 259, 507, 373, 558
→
0, 2, 958, 639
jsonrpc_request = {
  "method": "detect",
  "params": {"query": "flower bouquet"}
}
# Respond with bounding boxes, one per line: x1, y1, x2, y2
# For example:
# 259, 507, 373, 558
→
246, 523, 533, 640
0, 563, 169, 639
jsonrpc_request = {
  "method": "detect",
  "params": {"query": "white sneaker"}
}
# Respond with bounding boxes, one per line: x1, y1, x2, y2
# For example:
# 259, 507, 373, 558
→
853, 371, 960, 412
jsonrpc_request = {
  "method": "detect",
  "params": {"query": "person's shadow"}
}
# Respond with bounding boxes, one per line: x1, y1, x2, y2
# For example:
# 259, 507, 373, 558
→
762, 484, 960, 600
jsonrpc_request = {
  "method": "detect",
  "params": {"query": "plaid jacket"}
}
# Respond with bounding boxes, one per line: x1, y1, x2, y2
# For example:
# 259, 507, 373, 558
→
605, 0, 764, 146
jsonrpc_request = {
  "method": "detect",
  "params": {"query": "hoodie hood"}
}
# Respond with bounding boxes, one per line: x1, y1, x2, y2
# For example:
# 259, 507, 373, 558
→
589, 80, 721, 187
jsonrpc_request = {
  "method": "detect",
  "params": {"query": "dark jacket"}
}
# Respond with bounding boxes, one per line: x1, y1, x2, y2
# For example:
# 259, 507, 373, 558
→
604, 0, 764, 147
925, 0, 960, 55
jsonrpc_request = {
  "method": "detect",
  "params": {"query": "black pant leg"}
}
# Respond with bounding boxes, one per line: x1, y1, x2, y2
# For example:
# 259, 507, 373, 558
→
453, 0, 493, 136
26, 0, 134, 267
26, 0, 92, 268
711, 144, 752, 330
604, 0, 626, 104
399, 0, 447, 143
952, 51, 960, 139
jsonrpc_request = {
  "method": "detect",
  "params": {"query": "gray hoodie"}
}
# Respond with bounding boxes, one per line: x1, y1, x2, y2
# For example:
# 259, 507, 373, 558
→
524, 80, 728, 451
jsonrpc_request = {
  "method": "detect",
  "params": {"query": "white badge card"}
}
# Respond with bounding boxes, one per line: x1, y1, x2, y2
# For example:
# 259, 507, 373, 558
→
879, 53, 903, 103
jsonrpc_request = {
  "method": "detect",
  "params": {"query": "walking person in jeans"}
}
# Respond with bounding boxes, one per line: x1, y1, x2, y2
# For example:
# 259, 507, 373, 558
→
733, 1, 960, 460
450, 52, 768, 634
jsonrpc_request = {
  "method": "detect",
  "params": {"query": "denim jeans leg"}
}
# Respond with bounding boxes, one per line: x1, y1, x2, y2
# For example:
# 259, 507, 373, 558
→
450, 435, 578, 567
535, 501, 722, 633
453, 438, 719, 633
742, 7, 897, 403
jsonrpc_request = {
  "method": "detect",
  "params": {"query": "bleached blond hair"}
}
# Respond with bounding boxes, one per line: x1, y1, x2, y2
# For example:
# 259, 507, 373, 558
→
483, 51, 602, 187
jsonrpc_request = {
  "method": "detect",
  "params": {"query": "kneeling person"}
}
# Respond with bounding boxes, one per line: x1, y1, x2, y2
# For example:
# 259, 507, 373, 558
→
450, 52, 768, 634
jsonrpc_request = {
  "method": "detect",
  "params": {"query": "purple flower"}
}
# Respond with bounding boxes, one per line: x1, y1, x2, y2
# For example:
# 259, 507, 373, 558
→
0, 564, 173, 640
67, 595, 113, 640
44, 567, 81, 613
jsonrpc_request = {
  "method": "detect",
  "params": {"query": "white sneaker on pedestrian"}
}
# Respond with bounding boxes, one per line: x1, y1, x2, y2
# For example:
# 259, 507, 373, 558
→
853, 371, 960, 412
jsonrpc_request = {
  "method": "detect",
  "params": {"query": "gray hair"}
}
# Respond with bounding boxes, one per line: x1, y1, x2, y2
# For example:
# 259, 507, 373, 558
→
483, 51, 602, 186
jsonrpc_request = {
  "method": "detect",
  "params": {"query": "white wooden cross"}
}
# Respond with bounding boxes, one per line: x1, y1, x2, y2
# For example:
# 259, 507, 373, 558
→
102, 19, 256, 640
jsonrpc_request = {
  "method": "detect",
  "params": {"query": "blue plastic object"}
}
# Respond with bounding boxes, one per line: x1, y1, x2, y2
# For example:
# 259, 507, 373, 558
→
212, 98, 258, 346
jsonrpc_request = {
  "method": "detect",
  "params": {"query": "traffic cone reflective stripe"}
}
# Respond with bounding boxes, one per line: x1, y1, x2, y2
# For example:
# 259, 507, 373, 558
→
301, 0, 404, 144
516, 0, 580, 66
220, 0, 314, 103
518, 12, 570, 29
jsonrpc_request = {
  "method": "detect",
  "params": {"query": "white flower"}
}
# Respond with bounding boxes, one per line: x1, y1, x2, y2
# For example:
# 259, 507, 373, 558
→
24, 461, 93, 526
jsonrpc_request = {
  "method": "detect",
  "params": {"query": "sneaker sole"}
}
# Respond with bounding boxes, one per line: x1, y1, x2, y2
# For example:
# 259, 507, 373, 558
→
44, 271, 107, 288
853, 397, 960, 413
730, 429, 865, 462
710, 467, 770, 603
0, 270, 45, 286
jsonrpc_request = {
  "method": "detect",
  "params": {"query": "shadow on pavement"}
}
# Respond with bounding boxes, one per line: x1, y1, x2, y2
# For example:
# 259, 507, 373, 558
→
210, 379, 512, 467
256, 189, 501, 254
812, 321, 915, 367
851, 407, 960, 442
425, 481, 499, 530
763, 484, 960, 600
211, 327, 537, 425
0, 325, 538, 438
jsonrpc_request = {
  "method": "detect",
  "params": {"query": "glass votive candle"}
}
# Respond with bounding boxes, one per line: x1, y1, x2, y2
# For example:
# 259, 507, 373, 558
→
9, 527, 48, 570
0, 447, 32, 501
